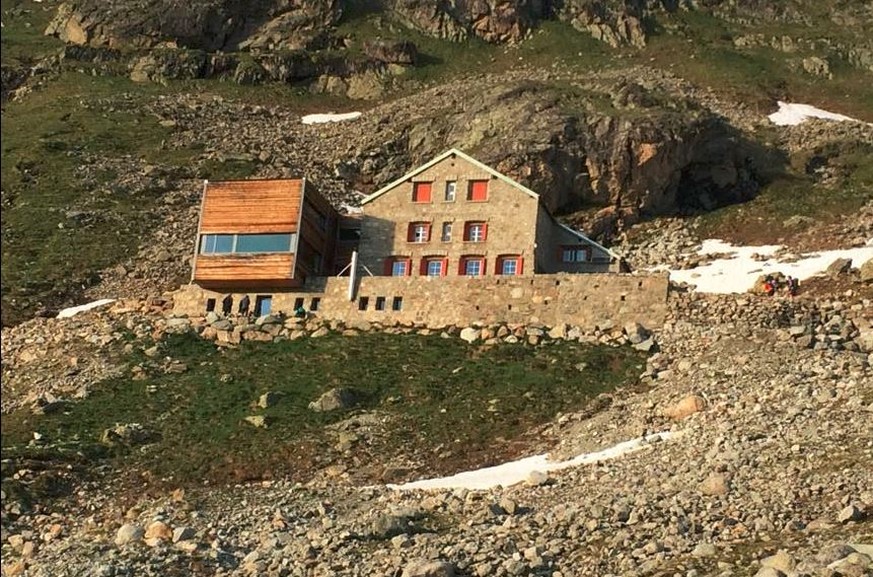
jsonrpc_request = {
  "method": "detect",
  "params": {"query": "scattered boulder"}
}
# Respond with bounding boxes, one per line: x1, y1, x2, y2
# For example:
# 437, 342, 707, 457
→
401, 559, 455, 577
309, 387, 361, 412
662, 395, 706, 420
838, 504, 864, 523
459, 327, 480, 343
115, 524, 144, 547
258, 391, 282, 409
699, 473, 730, 496
244, 415, 269, 428
826, 257, 853, 278
101, 423, 156, 446
144, 521, 172, 546
860, 258, 873, 283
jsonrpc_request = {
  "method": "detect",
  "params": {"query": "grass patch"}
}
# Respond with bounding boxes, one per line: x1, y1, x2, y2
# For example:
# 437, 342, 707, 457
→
1, 332, 646, 488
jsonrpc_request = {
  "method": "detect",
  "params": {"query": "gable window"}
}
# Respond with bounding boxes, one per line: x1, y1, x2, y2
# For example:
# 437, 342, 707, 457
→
463, 221, 487, 242
200, 233, 294, 255
496, 255, 523, 276
562, 246, 590, 263
385, 256, 412, 276
441, 222, 452, 242
468, 180, 489, 202
420, 257, 448, 277
444, 181, 456, 202
459, 256, 485, 277
412, 182, 432, 203
407, 222, 431, 243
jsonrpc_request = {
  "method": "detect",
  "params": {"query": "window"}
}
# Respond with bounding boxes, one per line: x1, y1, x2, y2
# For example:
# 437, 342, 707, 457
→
412, 182, 432, 203
339, 228, 361, 242
310, 297, 320, 312
205, 298, 216, 313
407, 222, 431, 243
420, 257, 447, 277
294, 297, 305, 310
468, 180, 488, 201
358, 296, 369, 311
200, 233, 295, 255
375, 297, 386, 311
392, 296, 403, 311
444, 181, 456, 202
463, 222, 487, 242
200, 234, 233, 254
385, 257, 411, 276
562, 246, 589, 263
441, 222, 452, 242
496, 255, 523, 276
460, 256, 485, 277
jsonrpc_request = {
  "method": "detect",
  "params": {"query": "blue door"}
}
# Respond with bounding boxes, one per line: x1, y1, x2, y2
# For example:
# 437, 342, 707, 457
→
255, 295, 272, 316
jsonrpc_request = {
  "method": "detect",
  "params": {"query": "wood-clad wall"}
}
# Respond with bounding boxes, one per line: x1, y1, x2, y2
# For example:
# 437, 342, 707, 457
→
194, 254, 296, 283
199, 180, 302, 234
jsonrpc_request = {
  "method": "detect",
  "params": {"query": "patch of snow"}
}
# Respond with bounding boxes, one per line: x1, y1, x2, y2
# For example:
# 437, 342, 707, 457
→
768, 101, 864, 126
662, 240, 873, 294
56, 298, 116, 319
388, 431, 675, 491
301, 112, 362, 125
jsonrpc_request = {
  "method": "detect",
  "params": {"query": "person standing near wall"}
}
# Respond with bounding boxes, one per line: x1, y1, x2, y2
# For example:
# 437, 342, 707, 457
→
221, 294, 233, 316
238, 294, 251, 316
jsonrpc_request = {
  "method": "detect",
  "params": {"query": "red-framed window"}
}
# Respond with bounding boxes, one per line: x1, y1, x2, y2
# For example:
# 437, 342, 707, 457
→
459, 255, 486, 277
383, 256, 412, 276
420, 257, 448, 277
463, 221, 488, 242
561, 245, 590, 263
468, 180, 489, 201
407, 222, 431, 243
412, 182, 432, 203
496, 255, 523, 276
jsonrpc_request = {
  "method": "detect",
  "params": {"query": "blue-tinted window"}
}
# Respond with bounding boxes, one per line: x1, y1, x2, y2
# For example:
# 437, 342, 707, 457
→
201, 234, 234, 254
200, 233, 294, 255
236, 234, 293, 253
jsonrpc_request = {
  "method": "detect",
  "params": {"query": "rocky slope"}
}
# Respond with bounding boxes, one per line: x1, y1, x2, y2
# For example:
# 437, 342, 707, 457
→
2, 280, 872, 576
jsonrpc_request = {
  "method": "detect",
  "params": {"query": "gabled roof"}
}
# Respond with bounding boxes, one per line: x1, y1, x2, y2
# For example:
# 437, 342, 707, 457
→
554, 220, 621, 260
360, 148, 539, 204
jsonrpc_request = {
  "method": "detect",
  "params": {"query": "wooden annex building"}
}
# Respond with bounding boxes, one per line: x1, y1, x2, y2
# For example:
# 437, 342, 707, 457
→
191, 178, 342, 313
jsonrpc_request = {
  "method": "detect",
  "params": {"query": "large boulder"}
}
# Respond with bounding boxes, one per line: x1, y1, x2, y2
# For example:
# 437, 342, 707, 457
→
859, 258, 873, 283
309, 387, 361, 412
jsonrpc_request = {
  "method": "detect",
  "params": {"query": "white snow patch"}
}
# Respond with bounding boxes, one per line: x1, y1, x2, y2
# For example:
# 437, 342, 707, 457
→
301, 112, 362, 125
768, 101, 865, 126
662, 240, 873, 294
388, 431, 675, 491
56, 298, 116, 319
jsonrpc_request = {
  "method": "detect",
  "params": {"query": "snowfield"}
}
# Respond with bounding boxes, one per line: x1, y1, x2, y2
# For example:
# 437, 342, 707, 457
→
767, 101, 868, 126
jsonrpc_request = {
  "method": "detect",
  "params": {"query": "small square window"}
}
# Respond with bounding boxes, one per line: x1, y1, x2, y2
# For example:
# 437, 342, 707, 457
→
392, 260, 409, 276
408, 222, 430, 243
468, 180, 488, 201
375, 296, 386, 311
358, 297, 369, 311
464, 222, 487, 242
441, 222, 452, 242
392, 296, 403, 311
444, 181, 456, 202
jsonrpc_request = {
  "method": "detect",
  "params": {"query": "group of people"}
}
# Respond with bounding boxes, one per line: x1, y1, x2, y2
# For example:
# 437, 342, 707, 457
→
763, 274, 799, 297
221, 294, 250, 316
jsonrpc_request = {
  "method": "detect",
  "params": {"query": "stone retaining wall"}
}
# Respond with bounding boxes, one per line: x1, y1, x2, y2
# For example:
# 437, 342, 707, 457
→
172, 272, 670, 329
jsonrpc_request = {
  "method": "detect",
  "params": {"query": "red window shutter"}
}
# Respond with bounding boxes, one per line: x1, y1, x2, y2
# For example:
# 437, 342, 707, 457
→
517, 256, 524, 275
419, 259, 427, 276
404, 258, 411, 276
384, 258, 393, 276
425, 223, 432, 242
481, 258, 487, 276
495, 258, 501, 275
481, 222, 488, 241
441, 258, 448, 276
457, 258, 465, 276
470, 181, 488, 201
407, 223, 414, 242
414, 182, 432, 202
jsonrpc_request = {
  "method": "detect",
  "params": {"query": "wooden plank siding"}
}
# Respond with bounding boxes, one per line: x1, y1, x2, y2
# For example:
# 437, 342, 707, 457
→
191, 178, 342, 288
194, 254, 296, 284
199, 180, 303, 234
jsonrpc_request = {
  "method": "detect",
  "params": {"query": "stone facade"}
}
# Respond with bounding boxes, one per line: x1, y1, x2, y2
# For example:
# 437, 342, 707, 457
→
358, 149, 614, 278
172, 272, 669, 330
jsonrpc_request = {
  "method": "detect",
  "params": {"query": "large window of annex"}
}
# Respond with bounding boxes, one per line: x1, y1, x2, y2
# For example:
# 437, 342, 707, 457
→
200, 233, 296, 255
